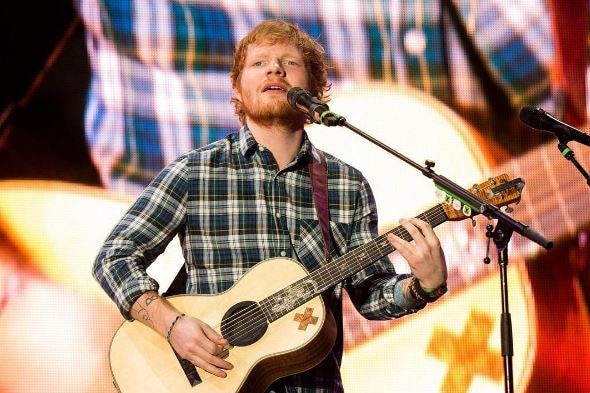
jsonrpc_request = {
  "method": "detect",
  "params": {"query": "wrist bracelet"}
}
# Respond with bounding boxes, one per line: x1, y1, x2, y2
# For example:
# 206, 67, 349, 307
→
408, 277, 447, 303
166, 313, 185, 342
408, 277, 426, 302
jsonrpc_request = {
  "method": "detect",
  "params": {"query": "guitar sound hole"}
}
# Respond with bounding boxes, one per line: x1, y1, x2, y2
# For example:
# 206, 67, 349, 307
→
221, 301, 268, 347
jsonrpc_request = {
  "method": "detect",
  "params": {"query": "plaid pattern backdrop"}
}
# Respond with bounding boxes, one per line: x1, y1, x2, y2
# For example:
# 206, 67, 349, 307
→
76, 0, 555, 193
73, 2, 590, 392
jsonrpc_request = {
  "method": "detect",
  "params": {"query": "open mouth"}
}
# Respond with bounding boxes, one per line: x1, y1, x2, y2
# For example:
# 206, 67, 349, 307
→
262, 84, 288, 93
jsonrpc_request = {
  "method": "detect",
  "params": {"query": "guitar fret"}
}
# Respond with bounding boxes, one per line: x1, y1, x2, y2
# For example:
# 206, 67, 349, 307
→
263, 275, 323, 321
310, 204, 450, 296
261, 184, 505, 324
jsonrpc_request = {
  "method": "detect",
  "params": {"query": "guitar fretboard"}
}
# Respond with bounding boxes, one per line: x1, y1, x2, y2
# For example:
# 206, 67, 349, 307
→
260, 205, 449, 322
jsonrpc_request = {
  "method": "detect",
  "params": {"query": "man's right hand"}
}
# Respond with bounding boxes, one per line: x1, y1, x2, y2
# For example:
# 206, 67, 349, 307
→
130, 291, 233, 378
167, 316, 233, 378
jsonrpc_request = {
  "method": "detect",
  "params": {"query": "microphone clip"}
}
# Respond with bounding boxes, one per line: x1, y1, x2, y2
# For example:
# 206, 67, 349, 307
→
319, 110, 346, 127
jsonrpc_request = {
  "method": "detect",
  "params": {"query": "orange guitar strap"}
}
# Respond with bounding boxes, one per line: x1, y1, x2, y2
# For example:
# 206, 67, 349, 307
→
308, 148, 333, 259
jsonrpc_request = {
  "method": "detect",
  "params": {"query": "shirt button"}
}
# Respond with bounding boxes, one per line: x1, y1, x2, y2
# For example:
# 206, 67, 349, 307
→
280, 251, 287, 257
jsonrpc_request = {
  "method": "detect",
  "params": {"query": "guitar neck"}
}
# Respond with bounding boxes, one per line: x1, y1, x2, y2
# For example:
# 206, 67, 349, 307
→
261, 204, 449, 322
315, 204, 449, 290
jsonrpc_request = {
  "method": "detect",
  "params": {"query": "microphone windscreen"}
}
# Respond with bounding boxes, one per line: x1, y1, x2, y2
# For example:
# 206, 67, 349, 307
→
287, 87, 306, 108
519, 105, 537, 123
519, 106, 544, 129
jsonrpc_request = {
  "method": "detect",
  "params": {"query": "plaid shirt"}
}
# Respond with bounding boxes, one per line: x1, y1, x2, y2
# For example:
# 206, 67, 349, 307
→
93, 126, 425, 392
76, 0, 555, 193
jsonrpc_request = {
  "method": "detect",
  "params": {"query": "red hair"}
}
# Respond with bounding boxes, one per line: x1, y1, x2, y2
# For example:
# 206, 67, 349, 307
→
230, 19, 331, 124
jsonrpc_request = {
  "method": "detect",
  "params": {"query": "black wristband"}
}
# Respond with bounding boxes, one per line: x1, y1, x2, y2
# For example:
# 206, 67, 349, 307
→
409, 277, 447, 303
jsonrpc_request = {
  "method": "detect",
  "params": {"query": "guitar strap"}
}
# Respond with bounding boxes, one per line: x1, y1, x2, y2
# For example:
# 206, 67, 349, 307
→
262, 148, 333, 393
308, 147, 333, 259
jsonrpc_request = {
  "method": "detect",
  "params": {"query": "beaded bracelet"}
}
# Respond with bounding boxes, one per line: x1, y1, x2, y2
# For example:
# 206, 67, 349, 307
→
408, 277, 427, 302
408, 277, 447, 303
166, 313, 185, 342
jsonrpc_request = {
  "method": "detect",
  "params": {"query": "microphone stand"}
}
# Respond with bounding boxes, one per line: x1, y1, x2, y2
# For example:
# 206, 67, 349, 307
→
490, 218, 515, 393
323, 112, 553, 393
556, 137, 590, 187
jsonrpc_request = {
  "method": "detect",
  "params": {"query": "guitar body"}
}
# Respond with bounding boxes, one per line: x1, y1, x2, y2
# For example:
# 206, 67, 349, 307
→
109, 257, 337, 393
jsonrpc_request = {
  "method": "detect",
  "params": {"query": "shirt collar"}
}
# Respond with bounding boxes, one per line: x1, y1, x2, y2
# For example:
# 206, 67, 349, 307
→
238, 125, 257, 157
238, 124, 314, 166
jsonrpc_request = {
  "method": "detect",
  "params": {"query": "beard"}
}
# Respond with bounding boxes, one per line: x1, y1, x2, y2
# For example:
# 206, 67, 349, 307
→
239, 89, 307, 128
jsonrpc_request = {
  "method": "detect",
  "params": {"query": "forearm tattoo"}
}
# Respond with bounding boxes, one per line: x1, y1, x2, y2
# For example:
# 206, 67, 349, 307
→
133, 293, 161, 326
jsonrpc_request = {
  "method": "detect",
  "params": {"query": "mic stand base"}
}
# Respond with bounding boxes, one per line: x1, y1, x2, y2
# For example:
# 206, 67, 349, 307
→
491, 219, 515, 393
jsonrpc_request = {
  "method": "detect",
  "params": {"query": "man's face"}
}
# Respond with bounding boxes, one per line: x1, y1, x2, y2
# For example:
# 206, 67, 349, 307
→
234, 41, 310, 126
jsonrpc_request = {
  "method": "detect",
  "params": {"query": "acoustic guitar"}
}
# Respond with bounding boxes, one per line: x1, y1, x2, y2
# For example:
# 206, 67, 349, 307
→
108, 174, 523, 393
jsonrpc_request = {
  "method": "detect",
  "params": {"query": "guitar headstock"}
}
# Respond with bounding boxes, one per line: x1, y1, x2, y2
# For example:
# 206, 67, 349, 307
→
442, 174, 524, 221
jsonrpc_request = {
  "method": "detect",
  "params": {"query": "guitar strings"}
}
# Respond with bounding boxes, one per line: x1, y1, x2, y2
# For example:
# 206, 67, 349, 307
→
201, 177, 511, 345
203, 207, 449, 343
199, 206, 450, 344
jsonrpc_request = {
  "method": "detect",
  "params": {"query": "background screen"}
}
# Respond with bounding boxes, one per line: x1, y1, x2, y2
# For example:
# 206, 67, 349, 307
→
1, 1, 589, 392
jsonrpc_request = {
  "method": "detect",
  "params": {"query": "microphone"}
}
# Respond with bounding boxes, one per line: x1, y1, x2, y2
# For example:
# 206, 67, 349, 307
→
287, 87, 344, 126
519, 106, 590, 146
